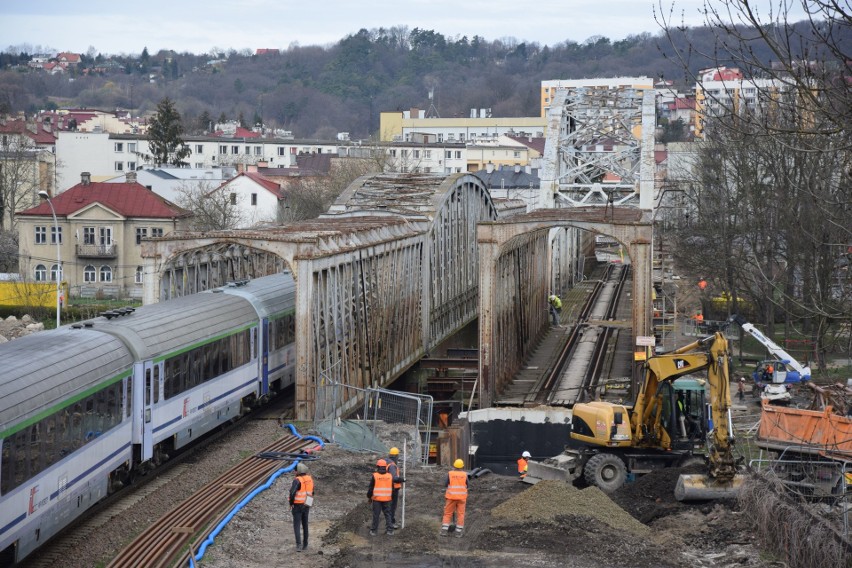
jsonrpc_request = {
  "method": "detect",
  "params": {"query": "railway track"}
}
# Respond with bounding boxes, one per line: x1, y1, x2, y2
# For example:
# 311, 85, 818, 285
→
536, 263, 630, 406
108, 431, 317, 568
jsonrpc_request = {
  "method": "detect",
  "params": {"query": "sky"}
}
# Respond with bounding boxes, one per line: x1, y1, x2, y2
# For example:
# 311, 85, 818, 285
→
2, 0, 807, 56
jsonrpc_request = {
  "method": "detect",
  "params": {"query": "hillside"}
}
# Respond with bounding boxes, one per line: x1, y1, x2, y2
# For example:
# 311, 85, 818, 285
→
0, 21, 826, 139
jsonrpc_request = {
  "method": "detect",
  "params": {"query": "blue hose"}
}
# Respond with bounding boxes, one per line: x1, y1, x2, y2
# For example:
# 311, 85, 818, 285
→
191, 424, 325, 565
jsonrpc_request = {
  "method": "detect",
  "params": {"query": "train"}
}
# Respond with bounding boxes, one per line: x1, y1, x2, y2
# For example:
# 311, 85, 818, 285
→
0, 272, 297, 566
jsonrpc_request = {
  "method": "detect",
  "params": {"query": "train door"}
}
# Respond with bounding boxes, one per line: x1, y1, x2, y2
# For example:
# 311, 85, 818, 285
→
260, 320, 268, 395
141, 361, 154, 461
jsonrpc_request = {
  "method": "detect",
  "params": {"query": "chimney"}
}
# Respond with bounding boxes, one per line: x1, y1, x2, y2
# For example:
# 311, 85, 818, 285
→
486, 163, 494, 173
247, 164, 258, 173
125, 171, 137, 183
81, 172, 91, 185
514, 165, 521, 173
236, 163, 245, 173
257, 160, 268, 168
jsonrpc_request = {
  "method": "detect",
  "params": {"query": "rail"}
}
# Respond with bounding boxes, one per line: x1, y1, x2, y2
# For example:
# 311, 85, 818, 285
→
107, 431, 319, 568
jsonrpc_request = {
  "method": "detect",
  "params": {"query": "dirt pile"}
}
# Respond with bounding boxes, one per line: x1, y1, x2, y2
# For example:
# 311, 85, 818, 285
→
0, 314, 43, 342
493, 480, 650, 536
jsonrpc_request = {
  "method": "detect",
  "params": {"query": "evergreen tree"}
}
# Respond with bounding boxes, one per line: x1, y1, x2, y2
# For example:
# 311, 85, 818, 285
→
147, 98, 190, 166
197, 110, 212, 133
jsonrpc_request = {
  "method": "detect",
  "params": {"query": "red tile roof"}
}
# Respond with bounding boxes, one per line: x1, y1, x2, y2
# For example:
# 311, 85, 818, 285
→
0, 119, 57, 145
244, 172, 283, 196
18, 181, 189, 219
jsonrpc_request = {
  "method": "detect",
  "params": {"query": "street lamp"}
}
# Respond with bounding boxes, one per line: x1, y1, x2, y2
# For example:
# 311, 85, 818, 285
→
38, 190, 61, 328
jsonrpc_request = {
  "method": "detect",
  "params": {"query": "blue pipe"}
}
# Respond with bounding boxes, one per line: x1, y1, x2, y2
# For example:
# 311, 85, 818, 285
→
191, 424, 325, 565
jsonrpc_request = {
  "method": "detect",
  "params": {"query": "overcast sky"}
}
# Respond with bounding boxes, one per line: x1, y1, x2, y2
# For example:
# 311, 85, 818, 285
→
3, 0, 805, 56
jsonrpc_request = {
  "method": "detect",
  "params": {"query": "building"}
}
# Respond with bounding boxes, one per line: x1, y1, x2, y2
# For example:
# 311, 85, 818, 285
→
0, 119, 57, 228
17, 172, 190, 299
104, 165, 237, 203
210, 171, 284, 227
693, 67, 782, 138
379, 108, 545, 144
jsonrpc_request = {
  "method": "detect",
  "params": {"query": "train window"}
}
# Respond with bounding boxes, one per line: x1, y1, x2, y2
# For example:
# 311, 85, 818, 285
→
153, 365, 160, 403
145, 368, 152, 406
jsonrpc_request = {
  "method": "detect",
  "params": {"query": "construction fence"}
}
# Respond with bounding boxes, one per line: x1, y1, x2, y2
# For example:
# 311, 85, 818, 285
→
313, 375, 433, 465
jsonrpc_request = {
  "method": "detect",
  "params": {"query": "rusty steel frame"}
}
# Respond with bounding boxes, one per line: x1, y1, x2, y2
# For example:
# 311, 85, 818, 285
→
142, 173, 497, 420
478, 207, 653, 408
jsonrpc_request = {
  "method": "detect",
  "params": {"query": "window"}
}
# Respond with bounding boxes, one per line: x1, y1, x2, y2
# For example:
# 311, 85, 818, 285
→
245, 146, 251, 155
151, 227, 164, 238
195, 163, 204, 168
278, 147, 286, 156
50, 264, 62, 282
514, 151, 521, 158
84, 265, 96, 282
251, 193, 258, 206
459, 134, 465, 142
136, 227, 148, 245
196, 144, 204, 154
389, 149, 397, 157
35, 226, 46, 244
115, 162, 124, 171
83, 227, 95, 245
114, 142, 124, 152
127, 162, 136, 171
413, 150, 420, 158
128, 142, 136, 153
219, 145, 227, 154
99, 266, 112, 282
445, 151, 452, 159
424, 150, 431, 159
98, 227, 111, 246
231, 145, 239, 154
34, 264, 46, 281
254, 146, 262, 156
51, 226, 62, 245
454, 151, 462, 159
135, 266, 143, 284
438, 134, 443, 142
230, 193, 237, 205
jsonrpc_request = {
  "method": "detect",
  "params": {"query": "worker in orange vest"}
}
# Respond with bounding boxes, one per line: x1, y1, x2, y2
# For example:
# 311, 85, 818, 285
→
367, 459, 394, 536
517, 451, 531, 480
289, 462, 314, 552
694, 312, 704, 323
441, 459, 469, 538
386, 447, 405, 529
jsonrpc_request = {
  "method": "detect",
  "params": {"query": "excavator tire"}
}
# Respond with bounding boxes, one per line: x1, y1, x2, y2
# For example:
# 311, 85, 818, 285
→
584, 453, 627, 493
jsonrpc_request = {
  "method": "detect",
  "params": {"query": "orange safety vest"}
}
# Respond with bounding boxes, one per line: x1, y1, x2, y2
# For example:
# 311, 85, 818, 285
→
445, 470, 468, 501
388, 460, 402, 490
517, 457, 528, 477
293, 475, 314, 504
372, 472, 393, 501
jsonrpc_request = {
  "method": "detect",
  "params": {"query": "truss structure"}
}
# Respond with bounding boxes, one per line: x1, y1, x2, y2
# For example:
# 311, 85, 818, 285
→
540, 86, 656, 209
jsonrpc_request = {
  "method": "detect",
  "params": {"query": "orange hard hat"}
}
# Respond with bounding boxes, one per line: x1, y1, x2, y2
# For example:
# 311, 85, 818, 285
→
376, 459, 387, 468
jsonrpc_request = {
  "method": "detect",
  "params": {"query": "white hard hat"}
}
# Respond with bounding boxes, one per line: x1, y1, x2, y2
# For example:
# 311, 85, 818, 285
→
522, 451, 531, 458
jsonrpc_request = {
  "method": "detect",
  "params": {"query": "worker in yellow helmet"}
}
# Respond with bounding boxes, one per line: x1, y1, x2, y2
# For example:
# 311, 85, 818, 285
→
548, 294, 562, 326
386, 447, 405, 529
440, 459, 468, 538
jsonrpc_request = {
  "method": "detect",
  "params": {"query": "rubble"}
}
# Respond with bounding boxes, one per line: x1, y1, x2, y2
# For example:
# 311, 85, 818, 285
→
0, 314, 43, 342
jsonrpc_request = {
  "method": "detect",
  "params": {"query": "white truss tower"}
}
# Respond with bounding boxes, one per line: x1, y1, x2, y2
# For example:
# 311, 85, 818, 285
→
539, 86, 656, 210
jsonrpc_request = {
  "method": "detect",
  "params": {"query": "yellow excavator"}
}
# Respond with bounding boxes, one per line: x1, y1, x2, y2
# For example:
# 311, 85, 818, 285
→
524, 332, 746, 500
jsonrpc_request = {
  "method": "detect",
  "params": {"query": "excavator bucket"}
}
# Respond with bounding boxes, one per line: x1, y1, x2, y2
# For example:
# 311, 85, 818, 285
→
675, 473, 747, 501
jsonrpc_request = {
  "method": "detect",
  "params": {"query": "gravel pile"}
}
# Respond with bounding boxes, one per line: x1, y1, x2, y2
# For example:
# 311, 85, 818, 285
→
0, 314, 43, 341
492, 480, 650, 537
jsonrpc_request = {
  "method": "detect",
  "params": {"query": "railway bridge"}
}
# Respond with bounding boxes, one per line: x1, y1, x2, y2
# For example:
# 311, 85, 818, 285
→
142, 173, 652, 419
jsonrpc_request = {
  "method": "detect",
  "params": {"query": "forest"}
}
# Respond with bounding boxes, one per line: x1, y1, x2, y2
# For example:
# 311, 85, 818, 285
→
0, 21, 816, 139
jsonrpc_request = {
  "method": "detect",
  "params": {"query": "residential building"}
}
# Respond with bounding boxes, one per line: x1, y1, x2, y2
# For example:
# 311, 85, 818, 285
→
211, 171, 284, 227
104, 165, 237, 203
0, 119, 57, 228
379, 108, 545, 143
17, 171, 190, 299
693, 67, 782, 138
473, 164, 539, 210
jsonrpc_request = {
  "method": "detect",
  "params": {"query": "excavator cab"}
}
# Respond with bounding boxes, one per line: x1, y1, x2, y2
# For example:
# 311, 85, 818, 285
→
670, 378, 708, 450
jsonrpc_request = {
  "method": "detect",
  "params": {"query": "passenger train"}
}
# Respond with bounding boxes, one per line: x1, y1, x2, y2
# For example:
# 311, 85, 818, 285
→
0, 272, 297, 566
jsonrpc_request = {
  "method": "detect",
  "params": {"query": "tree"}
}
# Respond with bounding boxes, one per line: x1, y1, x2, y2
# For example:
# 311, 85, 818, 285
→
173, 180, 245, 231
146, 97, 191, 166
0, 131, 55, 230
659, 1, 851, 368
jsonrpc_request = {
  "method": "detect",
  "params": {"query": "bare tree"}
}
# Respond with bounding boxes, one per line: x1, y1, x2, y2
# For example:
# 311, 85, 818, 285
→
173, 179, 245, 231
0, 133, 54, 230
278, 156, 383, 222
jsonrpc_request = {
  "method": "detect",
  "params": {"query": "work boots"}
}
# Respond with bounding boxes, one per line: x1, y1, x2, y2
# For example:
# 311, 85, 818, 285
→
455, 528, 463, 538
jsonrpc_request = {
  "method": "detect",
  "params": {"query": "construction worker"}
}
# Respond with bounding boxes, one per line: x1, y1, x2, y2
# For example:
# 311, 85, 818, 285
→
517, 451, 531, 480
441, 459, 468, 538
386, 447, 405, 529
289, 462, 314, 552
548, 294, 562, 326
367, 458, 394, 536
738, 378, 746, 401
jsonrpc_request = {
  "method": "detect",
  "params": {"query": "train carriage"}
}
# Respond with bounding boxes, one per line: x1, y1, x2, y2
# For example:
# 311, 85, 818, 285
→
89, 290, 262, 464
0, 329, 135, 565
217, 272, 297, 397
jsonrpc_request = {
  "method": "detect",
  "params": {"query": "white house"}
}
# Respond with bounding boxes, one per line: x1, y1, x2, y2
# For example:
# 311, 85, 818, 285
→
212, 172, 284, 227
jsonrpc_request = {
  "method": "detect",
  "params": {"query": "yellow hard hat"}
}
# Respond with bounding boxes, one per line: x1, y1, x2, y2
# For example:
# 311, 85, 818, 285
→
453, 459, 465, 469
389, 447, 400, 456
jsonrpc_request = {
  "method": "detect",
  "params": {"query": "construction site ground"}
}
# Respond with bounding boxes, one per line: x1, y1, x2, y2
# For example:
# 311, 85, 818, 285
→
201, 420, 781, 568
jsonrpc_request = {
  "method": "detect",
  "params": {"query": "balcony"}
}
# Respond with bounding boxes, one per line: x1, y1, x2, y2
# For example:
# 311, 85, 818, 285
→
76, 244, 117, 258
